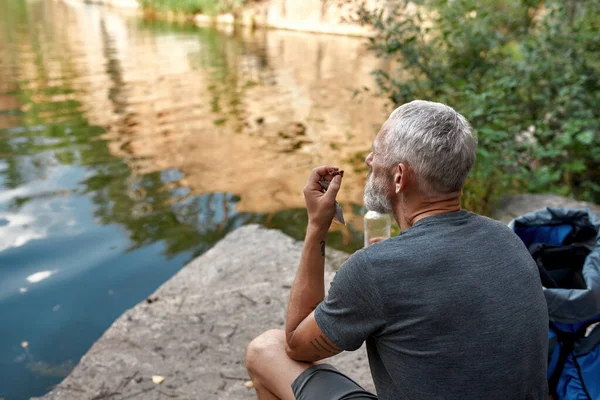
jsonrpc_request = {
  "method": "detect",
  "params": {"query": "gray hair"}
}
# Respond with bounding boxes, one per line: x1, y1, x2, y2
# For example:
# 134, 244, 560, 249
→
383, 100, 477, 195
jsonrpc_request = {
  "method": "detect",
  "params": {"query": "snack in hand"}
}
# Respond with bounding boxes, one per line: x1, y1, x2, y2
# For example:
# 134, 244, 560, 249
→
318, 170, 345, 225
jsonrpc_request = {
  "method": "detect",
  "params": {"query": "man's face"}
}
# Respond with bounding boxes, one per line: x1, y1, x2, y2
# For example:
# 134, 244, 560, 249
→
364, 122, 394, 214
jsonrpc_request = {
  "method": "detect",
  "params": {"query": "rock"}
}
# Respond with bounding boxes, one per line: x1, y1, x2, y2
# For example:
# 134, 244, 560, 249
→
491, 194, 600, 225
34, 225, 372, 400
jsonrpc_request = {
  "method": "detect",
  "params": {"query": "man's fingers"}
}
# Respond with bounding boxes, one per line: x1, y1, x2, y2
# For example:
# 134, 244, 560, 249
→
305, 166, 338, 192
308, 166, 338, 184
325, 174, 342, 201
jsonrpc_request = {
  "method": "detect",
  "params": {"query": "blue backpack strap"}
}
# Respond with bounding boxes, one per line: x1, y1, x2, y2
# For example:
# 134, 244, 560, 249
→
550, 320, 600, 400
549, 328, 577, 397
548, 329, 560, 379
572, 324, 600, 399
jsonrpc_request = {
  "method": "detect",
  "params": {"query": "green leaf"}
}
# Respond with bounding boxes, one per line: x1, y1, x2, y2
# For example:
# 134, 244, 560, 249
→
576, 131, 595, 145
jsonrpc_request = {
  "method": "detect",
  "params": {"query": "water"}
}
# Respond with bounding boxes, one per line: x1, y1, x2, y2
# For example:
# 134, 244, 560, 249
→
0, 1, 390, 398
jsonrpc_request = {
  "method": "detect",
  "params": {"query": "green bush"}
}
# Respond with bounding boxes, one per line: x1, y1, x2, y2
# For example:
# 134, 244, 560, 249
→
139, 0, 245, 15
357, 0, 600, 212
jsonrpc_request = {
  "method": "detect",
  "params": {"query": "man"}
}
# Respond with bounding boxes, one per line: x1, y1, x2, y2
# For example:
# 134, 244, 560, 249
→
245, 100, 549, 399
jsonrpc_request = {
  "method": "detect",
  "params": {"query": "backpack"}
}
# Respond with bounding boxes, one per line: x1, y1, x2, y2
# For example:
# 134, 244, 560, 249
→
509, 207, 600, 400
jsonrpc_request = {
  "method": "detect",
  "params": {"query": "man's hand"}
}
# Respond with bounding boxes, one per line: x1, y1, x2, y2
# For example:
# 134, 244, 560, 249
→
303, 166, 343, 231
368, 236, 387, 245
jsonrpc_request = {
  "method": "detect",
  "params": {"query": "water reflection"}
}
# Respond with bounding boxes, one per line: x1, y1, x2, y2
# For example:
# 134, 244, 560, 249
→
64, 5, 388, 231
0, 0, 389, 398
26, 270, 57, 283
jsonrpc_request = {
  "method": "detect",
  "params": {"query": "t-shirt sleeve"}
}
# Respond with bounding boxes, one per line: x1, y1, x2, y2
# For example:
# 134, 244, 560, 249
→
314, 251, 385, 351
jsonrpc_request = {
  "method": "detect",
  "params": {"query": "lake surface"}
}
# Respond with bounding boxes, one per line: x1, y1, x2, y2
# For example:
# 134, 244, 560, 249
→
0, 1, 390, 398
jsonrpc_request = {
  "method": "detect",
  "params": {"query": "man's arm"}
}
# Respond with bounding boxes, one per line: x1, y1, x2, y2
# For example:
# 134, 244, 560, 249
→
286, 311, 342, 362
285, 166, 343, 362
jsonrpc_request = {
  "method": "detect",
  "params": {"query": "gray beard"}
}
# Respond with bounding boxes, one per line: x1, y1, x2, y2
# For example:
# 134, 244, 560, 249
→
363, 170, 394, 214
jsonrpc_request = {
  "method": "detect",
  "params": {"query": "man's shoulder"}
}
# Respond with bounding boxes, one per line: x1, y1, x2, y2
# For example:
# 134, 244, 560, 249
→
355, 237, 418, 275
469, 211, 510, 228
361, 212, 520, 257
343, 248, 371, 270
340, 247, 387, 279
468, 212, 522, 238
428, 210, 516, 236
359, 238, 401, 261
348, 211, 520, 267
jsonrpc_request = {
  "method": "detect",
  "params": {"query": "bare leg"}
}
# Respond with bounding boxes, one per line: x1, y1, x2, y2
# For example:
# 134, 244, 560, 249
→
245, 329, 315, 400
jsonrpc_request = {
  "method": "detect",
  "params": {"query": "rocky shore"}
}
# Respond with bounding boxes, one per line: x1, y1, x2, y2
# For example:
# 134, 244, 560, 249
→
36, 194, 600, 400
60, 0, 375, 37
35, 225, 371, 400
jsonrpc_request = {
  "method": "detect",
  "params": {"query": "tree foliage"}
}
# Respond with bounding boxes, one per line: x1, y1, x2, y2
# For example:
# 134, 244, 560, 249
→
357, 0, 600, 211
139, 0, 246, 15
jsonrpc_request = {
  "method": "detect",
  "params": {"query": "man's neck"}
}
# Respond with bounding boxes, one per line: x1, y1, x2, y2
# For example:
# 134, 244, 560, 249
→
395, 193, 461, 230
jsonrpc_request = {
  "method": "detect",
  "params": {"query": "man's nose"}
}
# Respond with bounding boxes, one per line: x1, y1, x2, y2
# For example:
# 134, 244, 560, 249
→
365, 152, 373, 167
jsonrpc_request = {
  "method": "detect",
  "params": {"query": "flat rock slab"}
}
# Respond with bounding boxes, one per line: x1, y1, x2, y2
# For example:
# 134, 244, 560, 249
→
491, 194, 600, 224
36, 225, 373, 400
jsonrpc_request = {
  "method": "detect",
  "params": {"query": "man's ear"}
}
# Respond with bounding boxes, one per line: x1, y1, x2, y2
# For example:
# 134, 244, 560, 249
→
394, 162, 409, 194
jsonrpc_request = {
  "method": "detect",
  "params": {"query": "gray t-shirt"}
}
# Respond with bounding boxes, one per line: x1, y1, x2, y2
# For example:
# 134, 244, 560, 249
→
315, 210, 548, 399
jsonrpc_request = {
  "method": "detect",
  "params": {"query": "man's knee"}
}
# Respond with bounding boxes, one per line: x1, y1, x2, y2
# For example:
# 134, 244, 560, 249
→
245, 329, 286, 373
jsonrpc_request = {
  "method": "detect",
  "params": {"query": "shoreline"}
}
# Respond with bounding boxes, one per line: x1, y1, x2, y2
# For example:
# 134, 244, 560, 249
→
62, 0, 375, 38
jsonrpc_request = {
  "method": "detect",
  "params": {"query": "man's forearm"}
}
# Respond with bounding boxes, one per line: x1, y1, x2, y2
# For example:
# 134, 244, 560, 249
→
285, 224, 328, 338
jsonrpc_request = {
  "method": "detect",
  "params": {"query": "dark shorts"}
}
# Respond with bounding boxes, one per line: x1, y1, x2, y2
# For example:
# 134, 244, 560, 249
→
291, 364, 378, 400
